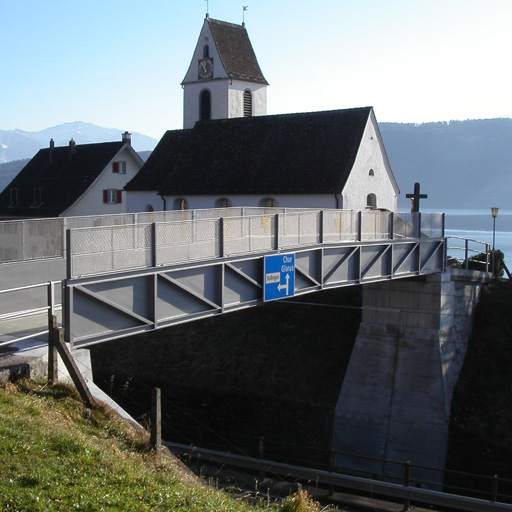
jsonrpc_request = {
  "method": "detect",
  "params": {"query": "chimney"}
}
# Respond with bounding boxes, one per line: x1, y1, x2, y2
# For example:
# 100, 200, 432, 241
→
122, 131, 132, 146
49, 139, 55, 162
69, 138, 77, 159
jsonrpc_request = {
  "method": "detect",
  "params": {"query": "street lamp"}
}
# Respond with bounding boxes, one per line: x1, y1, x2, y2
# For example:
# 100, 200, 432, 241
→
491, 207, 499, 277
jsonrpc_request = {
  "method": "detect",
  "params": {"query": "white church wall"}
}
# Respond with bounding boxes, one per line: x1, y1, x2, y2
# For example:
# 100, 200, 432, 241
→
126, 194, 337, 212
126, 191, 164, 213
63, 147, 141, 217
184, 80, 230, 129
228, 81, 267, 118
342, 115, 399, 211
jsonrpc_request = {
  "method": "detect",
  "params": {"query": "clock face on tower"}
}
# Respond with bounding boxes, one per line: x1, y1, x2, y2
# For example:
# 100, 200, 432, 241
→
198, 58, 213, 79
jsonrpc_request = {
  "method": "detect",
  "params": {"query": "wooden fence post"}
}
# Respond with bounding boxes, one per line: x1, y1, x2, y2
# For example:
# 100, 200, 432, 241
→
259, 436, 265, 481
403, 461, 411, 511
48, 314, 59, 384
48, 315, 95, 408
151, 387, 162, 460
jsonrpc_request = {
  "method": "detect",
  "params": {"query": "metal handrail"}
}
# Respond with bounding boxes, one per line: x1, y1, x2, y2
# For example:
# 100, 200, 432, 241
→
0, 281, 59, 347
446, 236, 491, 270
164, 440, 512, 511
66, 209, 445, 278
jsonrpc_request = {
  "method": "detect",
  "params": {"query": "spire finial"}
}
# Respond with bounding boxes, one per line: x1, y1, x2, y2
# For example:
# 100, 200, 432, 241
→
242, 5, 248, 26
205, 0, 209, 18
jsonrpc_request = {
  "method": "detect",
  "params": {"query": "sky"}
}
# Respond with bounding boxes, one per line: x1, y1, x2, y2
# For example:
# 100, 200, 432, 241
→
2, 0, 512, 141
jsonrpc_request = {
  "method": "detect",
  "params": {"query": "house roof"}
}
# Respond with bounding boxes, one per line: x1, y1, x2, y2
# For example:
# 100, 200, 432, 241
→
125, 107, 373, 196
0, 141, 126, 217
208, 18, 268, 85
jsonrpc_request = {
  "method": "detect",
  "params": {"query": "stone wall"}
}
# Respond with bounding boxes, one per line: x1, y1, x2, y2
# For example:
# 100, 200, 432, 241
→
332, 269, 487, 486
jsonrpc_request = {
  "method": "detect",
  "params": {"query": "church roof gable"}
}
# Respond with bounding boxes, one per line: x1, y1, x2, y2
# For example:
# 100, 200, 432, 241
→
208, 18, 268, 85
125, 107, 373, 196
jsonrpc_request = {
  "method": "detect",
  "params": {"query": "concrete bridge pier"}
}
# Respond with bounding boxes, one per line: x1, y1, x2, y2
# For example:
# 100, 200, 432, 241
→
332, 269, 487, 486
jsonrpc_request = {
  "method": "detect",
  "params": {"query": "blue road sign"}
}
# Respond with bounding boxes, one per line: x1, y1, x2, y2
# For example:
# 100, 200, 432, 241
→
264, 253, 295, 302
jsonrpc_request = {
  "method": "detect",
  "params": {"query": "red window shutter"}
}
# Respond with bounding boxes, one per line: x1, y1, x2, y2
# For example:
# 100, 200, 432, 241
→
113, 162, 119, 173
117, 190, 122, 203
103, 190, 108, 203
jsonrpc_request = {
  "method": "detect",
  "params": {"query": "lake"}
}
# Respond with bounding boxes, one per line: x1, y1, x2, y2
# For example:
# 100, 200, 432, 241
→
423, 208, 512, 267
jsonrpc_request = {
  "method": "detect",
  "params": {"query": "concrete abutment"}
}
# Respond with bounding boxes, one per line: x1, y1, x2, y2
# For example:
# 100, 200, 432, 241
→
332, 269, 488, 486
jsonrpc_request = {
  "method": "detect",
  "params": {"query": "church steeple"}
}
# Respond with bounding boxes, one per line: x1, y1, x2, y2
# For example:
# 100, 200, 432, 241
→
182, 18, 268, 129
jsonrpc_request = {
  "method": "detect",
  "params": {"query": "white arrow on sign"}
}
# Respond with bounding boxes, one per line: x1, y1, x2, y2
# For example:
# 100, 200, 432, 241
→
277, 273, 290, 295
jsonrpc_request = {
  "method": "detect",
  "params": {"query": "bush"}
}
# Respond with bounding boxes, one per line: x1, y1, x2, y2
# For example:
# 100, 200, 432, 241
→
279, 491, 322, 512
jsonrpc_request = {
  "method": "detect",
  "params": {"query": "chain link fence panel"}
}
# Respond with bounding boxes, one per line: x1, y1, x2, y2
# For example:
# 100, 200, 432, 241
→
0, 218, 63, 263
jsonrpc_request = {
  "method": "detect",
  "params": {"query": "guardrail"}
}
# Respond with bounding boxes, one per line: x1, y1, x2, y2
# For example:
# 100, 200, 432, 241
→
0, 207, 328, 264
67, 209, 445, 278
446, 236, 491, 271
0, 208, 445, 267
0, 281, 60, 348
165, 441, 512, 511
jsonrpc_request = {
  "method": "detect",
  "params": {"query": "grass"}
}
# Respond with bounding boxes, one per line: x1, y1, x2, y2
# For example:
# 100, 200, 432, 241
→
0, 380, 333, 512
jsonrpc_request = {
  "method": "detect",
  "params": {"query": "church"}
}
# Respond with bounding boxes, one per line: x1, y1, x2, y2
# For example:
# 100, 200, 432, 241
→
125, 17, 399, 213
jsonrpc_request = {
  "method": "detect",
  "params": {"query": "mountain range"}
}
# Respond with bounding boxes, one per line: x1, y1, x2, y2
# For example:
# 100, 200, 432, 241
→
1, 118, 510, 210
0, 122, 157, 164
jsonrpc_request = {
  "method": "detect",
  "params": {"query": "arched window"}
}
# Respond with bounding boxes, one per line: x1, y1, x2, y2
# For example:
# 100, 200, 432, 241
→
243, 90, 252, 117
203, 45, 210, 58
369, 169, 375, 176
200, 89, 211, 122
215, 198, 232, 208
259, 198, 278, 208
174, 198, 189, 210
366, 193, 377, 208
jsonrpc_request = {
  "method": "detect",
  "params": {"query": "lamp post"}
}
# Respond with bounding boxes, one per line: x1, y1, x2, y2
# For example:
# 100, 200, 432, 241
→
491, 207, 499, 277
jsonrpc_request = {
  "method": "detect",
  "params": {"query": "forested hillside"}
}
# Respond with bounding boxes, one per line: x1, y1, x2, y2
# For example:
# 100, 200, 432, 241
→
380, 118, 512, 209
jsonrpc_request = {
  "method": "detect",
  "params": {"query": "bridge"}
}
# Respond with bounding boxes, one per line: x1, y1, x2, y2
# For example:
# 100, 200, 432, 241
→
0, 207, 442, 348
0, 207, 449, 347
0, 206, 501, 501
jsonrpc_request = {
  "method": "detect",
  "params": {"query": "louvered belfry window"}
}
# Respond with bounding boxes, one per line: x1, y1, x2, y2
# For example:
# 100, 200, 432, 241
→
243, 90, 252, 117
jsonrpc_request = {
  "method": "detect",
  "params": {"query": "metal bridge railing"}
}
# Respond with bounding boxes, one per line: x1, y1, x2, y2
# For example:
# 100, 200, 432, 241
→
0, 207, 316, 265
446, 236, 491, 271
66, 209, 445, 278
0, 281, 60, 348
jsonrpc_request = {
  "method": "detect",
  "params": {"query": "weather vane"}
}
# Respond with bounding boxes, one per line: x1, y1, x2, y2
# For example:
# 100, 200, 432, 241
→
205, 0, 209, 18
242, 5, 248, 25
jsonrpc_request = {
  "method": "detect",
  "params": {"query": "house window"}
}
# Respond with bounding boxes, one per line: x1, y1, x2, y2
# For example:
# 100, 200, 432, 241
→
243, 90, 252, 117
203, 44, 210, 58
215, 198, 232, 208
259, 198, 278, 208
113, 161, 126, 174
8, 188, 19, 207
366, 193, 377, 208
103, 189, 122, 204
369, 169, 375, 176
31, 187, 43, 208
200, 90, 211, 122
174, 198, 189, 210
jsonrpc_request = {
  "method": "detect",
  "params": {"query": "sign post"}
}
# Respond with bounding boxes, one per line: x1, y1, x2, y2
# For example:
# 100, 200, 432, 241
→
264, 253, 295, 301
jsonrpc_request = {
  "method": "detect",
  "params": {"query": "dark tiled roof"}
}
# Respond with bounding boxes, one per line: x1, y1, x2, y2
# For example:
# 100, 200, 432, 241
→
208, 18, 268, 85
0, 142, 124, 217
125, 107, 373, 196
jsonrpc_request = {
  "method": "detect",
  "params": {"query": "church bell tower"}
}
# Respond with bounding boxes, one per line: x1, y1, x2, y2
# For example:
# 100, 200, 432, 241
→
182, 17, 268, 129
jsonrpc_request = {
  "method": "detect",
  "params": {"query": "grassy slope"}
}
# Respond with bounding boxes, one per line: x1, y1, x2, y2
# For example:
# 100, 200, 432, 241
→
0, 380, 275, 512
